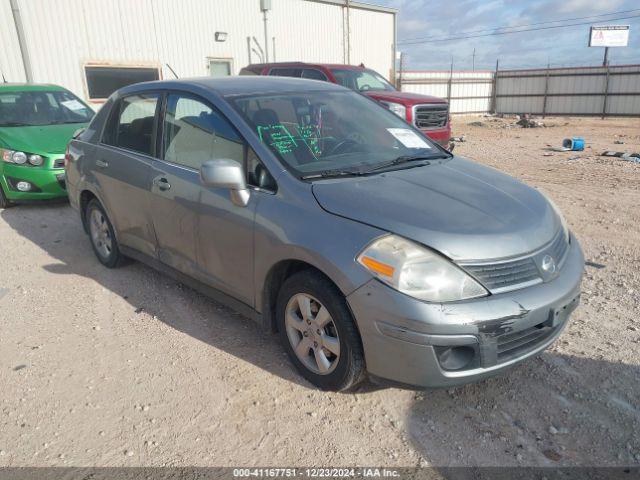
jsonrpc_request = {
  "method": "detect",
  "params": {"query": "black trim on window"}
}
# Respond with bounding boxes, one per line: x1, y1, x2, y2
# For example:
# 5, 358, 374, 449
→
100, 91, 162, 158
85, 65, 161, 101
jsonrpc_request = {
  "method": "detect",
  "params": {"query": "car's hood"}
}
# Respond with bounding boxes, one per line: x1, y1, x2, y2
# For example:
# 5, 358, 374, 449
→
365, 90, 448, 106
0, 123, 88, 155
311, 157, 561, 262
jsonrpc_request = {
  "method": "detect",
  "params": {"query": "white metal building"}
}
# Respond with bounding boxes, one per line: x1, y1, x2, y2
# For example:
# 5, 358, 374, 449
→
0, 0, 396, 105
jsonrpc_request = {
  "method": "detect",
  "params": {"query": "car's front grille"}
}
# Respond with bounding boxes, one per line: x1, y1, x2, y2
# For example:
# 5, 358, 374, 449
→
459, 229, 570, 293
53, 158, 65, 168
496, 323, 555, 363
548, 229, 569, 268
413, 104, 448, 130
463, 257, 541, 292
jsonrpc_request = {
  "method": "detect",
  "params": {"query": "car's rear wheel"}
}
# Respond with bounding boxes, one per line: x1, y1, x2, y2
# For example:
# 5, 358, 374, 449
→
86, 199, 126, 268
0, 184, 14, 209
276, 270, 365, 391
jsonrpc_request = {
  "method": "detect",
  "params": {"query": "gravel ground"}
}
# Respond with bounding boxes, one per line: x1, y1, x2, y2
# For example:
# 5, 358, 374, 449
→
0, 116, 639, 468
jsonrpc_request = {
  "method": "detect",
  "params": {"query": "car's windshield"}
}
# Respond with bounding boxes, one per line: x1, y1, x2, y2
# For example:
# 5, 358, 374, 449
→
331, 68, 396, 92
0, 90, 94, 127
233, 90, 448, 178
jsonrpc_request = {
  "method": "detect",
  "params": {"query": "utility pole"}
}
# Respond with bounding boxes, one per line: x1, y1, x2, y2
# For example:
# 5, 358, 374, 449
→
345, 0, 352, 64
10, 0, 33, 82
261, 0, 271, 63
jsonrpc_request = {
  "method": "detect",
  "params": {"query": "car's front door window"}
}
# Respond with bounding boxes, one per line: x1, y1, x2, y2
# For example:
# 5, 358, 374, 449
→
163, 94, 245, 170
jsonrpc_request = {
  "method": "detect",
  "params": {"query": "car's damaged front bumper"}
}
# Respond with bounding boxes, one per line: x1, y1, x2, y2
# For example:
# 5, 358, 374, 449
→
346, 235, 584, 388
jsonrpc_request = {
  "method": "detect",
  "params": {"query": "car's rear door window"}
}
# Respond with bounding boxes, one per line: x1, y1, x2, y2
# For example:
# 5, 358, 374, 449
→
268, 68, 302, 78
301, 69, 328, 81
104, 93, 159, 156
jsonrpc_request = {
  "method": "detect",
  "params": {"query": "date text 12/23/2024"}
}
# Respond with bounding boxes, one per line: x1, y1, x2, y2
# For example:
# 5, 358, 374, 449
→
233, 468, 401, 478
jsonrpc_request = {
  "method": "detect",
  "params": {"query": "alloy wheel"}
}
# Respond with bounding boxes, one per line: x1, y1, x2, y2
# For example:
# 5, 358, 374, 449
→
285, 293, 341, 375
89, 208, 113, 259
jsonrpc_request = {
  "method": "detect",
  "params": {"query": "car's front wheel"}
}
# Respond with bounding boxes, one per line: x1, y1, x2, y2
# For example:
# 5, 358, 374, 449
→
0, 184, 14, 209
276, 270, 365, 391
86, 199, 127, 268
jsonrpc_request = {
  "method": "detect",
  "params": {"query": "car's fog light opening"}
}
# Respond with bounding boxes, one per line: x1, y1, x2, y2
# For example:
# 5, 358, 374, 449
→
435, 345, 477, 371
16, 181, 32, 192
6, 177, 42, 193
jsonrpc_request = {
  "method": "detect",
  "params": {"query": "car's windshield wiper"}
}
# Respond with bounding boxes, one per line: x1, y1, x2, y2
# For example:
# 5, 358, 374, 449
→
49, 120, 86, 125
301, 169, 366, 180
362, 154, 434, 173
0, 122, 30, 127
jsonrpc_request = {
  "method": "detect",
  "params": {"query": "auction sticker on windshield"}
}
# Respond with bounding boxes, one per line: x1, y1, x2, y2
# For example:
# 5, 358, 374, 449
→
386, 128, 431, 149
61, 99, 87, 111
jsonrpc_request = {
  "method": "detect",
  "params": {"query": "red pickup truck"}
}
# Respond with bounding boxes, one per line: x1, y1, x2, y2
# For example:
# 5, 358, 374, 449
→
239, 62, 451, 148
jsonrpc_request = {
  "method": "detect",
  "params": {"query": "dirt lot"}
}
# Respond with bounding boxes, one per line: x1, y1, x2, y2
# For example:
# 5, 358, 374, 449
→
1, 116, 639, 469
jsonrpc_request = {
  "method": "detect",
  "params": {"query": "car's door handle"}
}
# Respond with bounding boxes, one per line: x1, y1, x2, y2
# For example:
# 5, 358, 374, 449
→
95, 159, 109, 168
154, 177, 171, 191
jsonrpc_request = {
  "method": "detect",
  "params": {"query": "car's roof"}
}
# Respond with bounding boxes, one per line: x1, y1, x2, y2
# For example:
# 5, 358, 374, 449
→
119, 76, 346, 97
0, 83, 67, 93
245, 62, 366, 71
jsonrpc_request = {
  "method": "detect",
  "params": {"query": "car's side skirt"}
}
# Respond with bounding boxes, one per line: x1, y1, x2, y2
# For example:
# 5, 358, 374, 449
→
120, 246, 265, 329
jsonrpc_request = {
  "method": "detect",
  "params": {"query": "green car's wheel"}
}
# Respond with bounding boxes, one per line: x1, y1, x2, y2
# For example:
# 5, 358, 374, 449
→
86, 199, 127, 268
0, 184, 13, 209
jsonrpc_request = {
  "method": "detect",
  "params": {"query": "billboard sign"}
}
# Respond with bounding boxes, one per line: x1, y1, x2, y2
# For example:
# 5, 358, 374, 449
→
589, 25, 630, 47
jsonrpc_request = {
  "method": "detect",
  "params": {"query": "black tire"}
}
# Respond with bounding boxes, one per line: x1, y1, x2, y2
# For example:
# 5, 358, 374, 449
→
85, 199, 127, 268
0, 184, 13, 209
276, 270, 365, 391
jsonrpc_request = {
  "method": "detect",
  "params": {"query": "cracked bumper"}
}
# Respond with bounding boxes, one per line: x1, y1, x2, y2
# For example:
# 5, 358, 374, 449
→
346, 235, 584, 388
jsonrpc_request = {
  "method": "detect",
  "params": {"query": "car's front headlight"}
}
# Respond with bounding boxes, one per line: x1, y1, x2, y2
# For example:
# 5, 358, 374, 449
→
379, 101, 406, 119
1, 148, 43, 166
357, 235, 489, 302
539, 190, 570, 243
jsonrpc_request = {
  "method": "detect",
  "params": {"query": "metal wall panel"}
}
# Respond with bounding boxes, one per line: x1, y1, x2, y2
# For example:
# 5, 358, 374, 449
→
3, 0, 395, 104
349, 7, 395, 78
401, 71, 493, 113
496, 65, 640, 115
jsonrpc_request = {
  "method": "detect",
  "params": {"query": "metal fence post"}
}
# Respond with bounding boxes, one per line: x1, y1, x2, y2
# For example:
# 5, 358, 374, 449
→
602, 64, 611, 119
491, 59, 499, 114
542, 62, 550, 118
447, 60, 453, 107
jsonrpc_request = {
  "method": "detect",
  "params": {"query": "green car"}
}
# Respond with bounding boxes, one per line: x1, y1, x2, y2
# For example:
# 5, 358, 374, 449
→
0, 83, 94, 208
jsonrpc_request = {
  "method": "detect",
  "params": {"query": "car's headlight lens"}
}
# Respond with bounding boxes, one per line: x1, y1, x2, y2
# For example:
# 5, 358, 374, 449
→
357, 235, 489, 302
12, 151, 27, 164
379, 101, 406, 119
0, 149, 45, 167
28, 154, 43, 166
539, 190, 570, 242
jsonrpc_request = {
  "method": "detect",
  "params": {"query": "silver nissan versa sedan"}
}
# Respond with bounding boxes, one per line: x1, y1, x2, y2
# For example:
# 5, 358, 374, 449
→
66, 77, 584, 391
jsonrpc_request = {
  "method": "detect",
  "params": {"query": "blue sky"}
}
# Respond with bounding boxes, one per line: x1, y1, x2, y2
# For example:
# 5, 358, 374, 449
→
368, 0, 640, 70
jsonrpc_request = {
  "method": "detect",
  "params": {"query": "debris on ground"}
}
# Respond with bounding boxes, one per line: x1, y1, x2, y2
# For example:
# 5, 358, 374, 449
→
585, 261, 606, 269
451, 136, 466, 142
614, 140, 625, 144
601, 151, 640, 163
469, 121, 485, 127
562, 137, 585, 151
516, 114, 545, 128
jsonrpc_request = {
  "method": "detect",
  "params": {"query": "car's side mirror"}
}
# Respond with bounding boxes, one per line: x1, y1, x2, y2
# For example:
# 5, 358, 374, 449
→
200, 159, 250, 207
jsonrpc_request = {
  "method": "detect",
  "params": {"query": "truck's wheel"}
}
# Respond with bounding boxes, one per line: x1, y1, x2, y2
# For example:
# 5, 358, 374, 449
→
85, 199, 127, 268
276, 270, 365, 391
